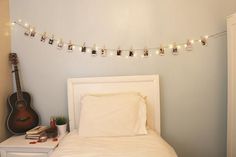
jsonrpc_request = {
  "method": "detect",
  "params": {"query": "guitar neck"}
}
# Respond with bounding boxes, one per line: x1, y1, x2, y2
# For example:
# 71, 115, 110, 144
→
14, 65, 24, 101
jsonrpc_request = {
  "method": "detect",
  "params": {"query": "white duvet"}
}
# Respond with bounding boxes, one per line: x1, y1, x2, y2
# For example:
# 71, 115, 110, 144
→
50, 130, 177, 157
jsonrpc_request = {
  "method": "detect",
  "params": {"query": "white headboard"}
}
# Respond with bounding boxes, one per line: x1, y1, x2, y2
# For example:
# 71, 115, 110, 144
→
67, 75, 161, 134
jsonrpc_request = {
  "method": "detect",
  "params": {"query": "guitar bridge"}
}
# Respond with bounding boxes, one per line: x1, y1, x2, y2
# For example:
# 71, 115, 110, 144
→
16, 117, 30, 122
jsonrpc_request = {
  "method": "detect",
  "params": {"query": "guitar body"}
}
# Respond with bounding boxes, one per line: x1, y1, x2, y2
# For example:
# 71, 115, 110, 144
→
7, 53, 39, 135
7, 92, 39, 134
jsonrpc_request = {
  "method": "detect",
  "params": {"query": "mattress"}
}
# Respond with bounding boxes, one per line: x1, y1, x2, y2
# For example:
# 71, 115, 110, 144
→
50, 129, 177, 157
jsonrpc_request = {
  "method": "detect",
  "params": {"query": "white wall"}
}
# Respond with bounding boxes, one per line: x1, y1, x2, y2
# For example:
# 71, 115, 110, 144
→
227, 13, 236, 157
0, 0, 12, 142
9, 0, 236, 157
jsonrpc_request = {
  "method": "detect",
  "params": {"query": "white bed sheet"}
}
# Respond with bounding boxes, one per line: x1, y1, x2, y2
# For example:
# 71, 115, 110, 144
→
50, 129, 177, 157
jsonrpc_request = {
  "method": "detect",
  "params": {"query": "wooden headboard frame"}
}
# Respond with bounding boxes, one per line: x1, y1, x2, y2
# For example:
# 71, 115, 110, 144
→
67, 75, 161, 134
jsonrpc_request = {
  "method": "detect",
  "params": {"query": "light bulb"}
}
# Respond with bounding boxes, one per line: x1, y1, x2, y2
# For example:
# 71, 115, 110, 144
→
87, 48, 91, 53
24, 23, 29, 27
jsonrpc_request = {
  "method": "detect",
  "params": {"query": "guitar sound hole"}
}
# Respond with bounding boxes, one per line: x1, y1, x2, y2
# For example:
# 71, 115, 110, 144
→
16, 101, 26, 109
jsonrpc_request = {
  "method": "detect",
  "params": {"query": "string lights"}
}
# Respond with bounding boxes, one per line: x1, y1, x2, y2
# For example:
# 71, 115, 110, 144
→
11, 20, 227, 58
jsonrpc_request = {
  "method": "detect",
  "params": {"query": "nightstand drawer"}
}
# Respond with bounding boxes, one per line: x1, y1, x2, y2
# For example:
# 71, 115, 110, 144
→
0, 134, 66, 157
7, 152, 47, 157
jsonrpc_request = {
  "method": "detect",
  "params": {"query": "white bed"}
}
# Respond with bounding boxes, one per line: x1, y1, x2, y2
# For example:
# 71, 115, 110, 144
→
51, 129, 176, 157
50, 75, 177, 157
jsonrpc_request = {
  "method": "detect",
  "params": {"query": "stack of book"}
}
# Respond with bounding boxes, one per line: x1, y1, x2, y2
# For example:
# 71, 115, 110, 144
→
25, 126, 48, 140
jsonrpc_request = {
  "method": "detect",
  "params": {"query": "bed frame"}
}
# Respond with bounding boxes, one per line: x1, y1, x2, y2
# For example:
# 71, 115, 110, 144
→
67, 75, 161, 134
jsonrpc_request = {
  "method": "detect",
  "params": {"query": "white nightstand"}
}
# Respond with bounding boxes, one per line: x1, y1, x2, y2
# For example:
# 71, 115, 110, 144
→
0, 135, 65, 157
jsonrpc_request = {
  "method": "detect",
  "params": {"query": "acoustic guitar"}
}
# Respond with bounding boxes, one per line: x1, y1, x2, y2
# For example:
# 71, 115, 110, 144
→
7, 53, 39, 134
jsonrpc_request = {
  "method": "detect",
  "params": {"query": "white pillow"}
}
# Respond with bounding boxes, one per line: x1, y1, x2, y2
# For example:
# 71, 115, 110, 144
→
78, 92, 147, 137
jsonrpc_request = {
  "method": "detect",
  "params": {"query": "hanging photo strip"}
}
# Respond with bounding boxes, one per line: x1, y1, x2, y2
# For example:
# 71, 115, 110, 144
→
11, 20, 227, 58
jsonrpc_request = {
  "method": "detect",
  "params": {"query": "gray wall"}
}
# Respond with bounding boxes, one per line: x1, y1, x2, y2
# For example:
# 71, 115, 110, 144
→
9, 0, 236, 157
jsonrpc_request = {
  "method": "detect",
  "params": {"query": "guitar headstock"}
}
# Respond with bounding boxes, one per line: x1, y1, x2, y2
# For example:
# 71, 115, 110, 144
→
9, 53, 18, 65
